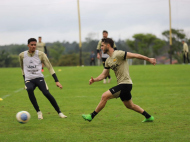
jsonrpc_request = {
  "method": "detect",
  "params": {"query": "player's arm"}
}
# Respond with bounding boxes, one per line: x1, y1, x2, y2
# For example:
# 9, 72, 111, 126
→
89, 69, 109, 85
97, 40, 101, 59
126, 52, 156, 65
41, 52, 62, 89
19, 52, 25, 82
44, 46, 47, 55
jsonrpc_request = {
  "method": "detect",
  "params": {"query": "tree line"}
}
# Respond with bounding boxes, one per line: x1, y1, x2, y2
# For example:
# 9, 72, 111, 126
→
0, 28, 189, 67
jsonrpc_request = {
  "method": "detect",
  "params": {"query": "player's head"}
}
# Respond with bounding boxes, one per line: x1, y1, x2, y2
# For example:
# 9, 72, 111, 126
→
101, 38, 114, 53
102, 30, 108, 39
102, 38, 114, 48
182, 40, 184, 44
28, 38, 37, 53
38, 36, 42, 42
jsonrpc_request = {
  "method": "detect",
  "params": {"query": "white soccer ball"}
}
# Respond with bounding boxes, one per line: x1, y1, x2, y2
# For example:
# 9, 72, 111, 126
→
16, 111, 31, 124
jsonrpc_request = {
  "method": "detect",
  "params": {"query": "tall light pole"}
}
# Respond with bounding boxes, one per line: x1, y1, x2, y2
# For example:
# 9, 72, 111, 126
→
169, 0, 172, 64
77, 0, 82, 66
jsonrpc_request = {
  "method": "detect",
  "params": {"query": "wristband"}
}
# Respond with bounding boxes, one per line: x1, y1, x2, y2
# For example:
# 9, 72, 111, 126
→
52, 73, 59, 82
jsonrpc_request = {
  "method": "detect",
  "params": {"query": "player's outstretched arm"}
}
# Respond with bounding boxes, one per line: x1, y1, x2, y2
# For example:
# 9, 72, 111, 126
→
89, 69, 109, 85
126, 52, 156, 66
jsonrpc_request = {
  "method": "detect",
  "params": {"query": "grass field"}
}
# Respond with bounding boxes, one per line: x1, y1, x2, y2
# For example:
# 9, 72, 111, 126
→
0, 65, 190, 142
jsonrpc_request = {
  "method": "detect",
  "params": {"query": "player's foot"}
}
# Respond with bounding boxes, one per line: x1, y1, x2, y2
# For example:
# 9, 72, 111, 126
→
108, 78, 111, 83
103, 79, 106, 84
37, 111, 43, 119
142, 116, 154, 122
59, 113, 67, 118
82, 114, 92, 122
41, 69, 44, 72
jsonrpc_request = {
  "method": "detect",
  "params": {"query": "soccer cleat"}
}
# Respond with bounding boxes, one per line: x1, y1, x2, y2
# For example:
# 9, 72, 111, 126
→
82, 114, 92, 122
59, 113, 67, 118
142, 116, 154, 122
108, 78, 111, 83
41, 69, 44, 72
103, 79, 106, 84
37, 111, 43, 119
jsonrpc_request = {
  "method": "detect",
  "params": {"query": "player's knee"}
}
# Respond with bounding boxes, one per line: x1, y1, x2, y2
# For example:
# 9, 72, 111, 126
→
126, 104, 133, 109
101, 93, 109, 101
26, 86, 34, 92
125, 103, 135, 109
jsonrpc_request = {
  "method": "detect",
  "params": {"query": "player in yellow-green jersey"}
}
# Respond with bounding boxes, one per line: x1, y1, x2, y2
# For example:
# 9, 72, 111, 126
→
36, 36, 47, 72
82, 38, 156, 123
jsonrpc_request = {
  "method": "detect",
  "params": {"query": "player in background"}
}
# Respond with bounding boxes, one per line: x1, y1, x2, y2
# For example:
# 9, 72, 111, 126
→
82, 38, 155, 122
19, 38, 67, 119
97, 30, 117, 84
36, 36, 47, 72
182, 40, 189, 64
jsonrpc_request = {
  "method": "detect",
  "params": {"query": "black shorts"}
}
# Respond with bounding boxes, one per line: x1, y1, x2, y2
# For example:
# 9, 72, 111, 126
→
25, 77, 48, 92
109, 84, 132, 101
102, 58, 107, 67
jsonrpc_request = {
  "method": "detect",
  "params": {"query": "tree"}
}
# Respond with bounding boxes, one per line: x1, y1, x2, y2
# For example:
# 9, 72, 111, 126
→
48, 41, 65, 64
126, 33, 165, 57
162, 29, 186, 63
0, 50, 11, 67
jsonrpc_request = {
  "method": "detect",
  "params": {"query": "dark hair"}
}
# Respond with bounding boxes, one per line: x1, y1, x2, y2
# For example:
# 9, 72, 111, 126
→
102, 38, 114, 48
28, 38, 37, 44
102, 30, 108, 34
38, 36, 42, 38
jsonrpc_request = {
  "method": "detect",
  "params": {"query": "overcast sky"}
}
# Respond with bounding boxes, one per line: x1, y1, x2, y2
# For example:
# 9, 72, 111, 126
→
0, 0, 189, 45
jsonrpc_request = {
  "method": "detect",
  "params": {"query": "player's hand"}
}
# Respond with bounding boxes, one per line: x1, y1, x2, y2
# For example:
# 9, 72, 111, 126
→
56, 82, 62, 89
148, 58, 156, 66
89, 77, 95, 85
97, 54, 100, 59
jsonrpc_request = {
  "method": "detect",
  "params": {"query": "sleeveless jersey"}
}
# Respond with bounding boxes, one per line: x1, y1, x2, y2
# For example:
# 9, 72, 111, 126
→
23, 50, 44, 81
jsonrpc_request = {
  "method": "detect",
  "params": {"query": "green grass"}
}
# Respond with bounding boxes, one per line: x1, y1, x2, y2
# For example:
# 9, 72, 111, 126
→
0, 65, 190, 142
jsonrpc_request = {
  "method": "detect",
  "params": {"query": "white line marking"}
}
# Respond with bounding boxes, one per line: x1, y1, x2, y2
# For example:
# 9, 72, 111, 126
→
14, 88, 24, 93
2, 94, 10, 99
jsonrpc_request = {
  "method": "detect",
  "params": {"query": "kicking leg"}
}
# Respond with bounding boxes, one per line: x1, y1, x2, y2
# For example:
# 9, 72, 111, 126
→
123, 99, 154, 122
82, 90, 114, 122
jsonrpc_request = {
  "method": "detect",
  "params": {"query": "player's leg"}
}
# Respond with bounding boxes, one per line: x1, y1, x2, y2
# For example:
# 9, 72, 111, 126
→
82, 90, 115, 122
187, 53, 189, 63
123, 99, 154, 122
25, 81, 43, 119
95, 90, 115, 113
120, 84, 154, 122
183, 54, 186, 63
36, 78, 67, 118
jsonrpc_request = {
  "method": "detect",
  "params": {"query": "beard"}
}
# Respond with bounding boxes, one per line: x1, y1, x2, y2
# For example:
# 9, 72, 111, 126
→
103, 48, 109, 54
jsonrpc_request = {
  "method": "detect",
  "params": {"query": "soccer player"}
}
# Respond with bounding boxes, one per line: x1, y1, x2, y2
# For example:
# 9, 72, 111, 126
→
90, 51, 96, 66
82, 38, 155, 122
97, 30, 117, 83
19, 38, 67, 119
182, 40, 189, 64
36, 36, 47, 72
